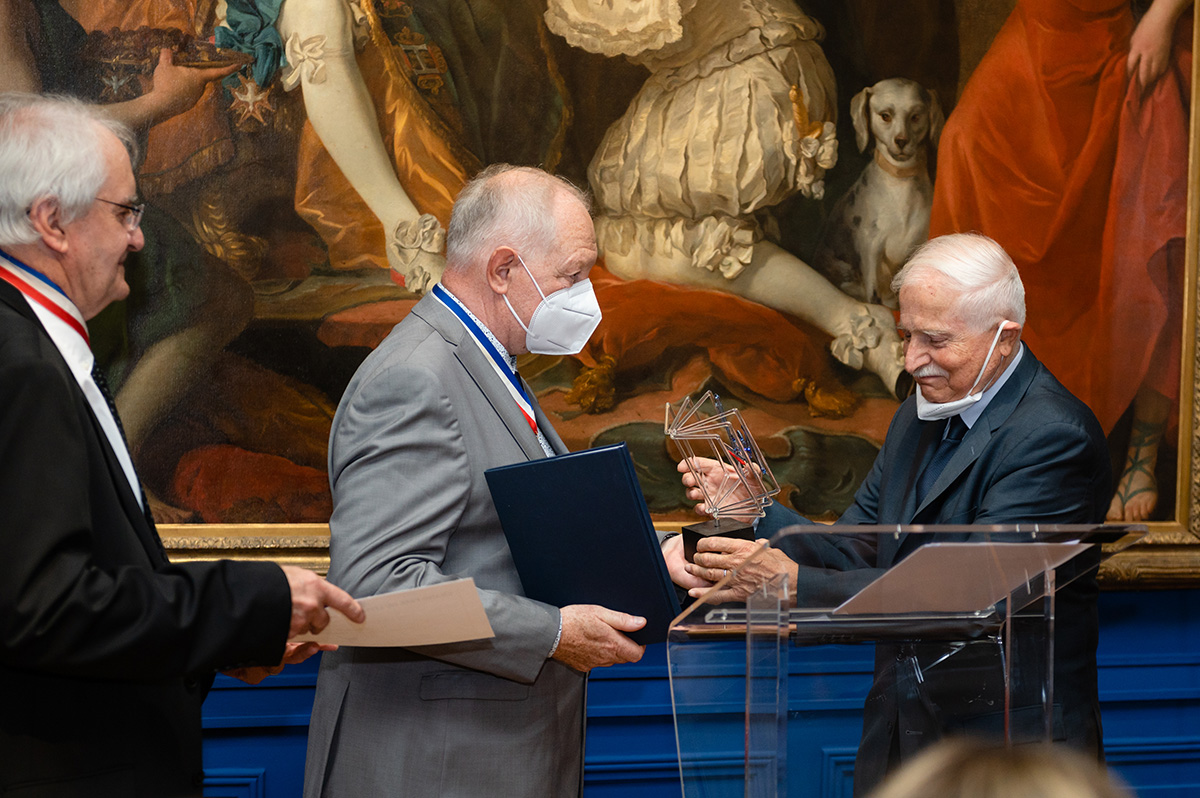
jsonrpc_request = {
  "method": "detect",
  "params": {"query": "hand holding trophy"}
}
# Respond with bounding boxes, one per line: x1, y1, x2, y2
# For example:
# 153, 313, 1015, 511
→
666, 391, 780, 562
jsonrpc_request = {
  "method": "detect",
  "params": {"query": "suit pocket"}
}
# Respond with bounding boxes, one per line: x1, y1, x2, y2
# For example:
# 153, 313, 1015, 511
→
419, 670, 531, 701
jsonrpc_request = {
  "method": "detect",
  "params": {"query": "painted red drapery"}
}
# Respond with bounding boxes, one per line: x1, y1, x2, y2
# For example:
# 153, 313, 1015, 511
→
930, 0, 1191, 433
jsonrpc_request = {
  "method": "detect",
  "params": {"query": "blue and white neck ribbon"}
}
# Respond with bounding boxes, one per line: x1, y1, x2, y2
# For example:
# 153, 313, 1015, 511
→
432, 283, 538, 435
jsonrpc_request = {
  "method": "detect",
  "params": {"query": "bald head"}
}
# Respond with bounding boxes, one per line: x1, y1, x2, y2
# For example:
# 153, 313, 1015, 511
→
439, 165, 598, 354
444, 164, 592, 276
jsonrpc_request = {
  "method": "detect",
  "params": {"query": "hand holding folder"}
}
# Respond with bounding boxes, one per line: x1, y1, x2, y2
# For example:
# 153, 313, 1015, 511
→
552, 605, 648, 672
485, 443, 682, 646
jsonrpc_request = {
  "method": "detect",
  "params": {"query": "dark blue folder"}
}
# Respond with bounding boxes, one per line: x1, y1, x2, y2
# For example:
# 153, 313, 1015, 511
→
484, 443, 680, 645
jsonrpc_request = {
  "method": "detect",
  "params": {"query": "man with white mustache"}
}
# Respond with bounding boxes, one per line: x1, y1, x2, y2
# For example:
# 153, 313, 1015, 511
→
673, 232, 1111, 796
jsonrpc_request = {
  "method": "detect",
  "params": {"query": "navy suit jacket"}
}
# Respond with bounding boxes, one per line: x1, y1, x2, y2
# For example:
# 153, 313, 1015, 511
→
758, 347, 1111, 794
0, 280, 291, 797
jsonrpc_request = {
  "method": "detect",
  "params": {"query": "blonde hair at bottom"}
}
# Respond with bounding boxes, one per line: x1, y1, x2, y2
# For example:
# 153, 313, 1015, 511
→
867, 737, 1133, 798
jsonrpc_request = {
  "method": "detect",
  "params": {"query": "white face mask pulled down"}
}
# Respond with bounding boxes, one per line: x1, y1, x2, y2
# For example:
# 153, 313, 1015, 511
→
915, 320, 1010, 421
503, 254, 602, 356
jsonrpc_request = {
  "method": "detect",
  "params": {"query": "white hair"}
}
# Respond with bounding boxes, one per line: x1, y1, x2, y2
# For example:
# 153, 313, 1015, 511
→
444, 163, 591, 273
0, 93, 139, 247
891, 232, 1026, 329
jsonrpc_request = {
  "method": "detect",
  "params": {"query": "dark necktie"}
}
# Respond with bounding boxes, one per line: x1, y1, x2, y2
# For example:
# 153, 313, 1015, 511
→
91, 361, 157, 532
916, 416, 967, 504
91, 361, 130, 447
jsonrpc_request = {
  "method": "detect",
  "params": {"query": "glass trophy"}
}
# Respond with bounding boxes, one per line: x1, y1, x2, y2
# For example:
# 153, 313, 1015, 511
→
665, 391, 780, 560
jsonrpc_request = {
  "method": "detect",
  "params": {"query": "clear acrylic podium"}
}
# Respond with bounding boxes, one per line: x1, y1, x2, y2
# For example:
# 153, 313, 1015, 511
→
666, 524, 1144, 798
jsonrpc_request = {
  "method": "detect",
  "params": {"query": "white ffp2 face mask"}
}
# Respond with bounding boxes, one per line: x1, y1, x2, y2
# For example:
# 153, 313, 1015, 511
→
503, 253, 602, 356
915, 320, 1009, 421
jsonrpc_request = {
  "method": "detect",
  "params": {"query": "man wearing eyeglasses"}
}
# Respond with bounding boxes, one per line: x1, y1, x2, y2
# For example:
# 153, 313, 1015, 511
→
0, 93, 366, 797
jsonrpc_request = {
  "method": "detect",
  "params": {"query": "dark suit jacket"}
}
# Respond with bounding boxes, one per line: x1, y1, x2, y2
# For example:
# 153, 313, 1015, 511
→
758, 347, 1111, 795
0, 280, 292, 797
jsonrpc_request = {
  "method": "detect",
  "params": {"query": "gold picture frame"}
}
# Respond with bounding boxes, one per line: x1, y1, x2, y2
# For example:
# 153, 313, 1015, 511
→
156, 4, 1200, 589
1099, 6, 1200, 589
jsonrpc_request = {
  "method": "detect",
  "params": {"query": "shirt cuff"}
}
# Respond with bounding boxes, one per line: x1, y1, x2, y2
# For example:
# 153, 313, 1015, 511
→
548, 614, 563, 658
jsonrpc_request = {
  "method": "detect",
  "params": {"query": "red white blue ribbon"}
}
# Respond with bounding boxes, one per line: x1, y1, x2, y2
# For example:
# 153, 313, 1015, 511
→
0, 253, 89, 345
432, 283, 538, 435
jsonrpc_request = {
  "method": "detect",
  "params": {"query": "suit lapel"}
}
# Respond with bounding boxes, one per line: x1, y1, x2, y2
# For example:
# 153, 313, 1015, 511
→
0, 281, 166, 565
0, 277, 35, 322
534, 397, 567, 455
910, 347, 1040, 519
878, 417, 943, 566
911, 419, 981, 521
81, 401, 167, 565
414, 294, 551, 461
903, 420, 944, 521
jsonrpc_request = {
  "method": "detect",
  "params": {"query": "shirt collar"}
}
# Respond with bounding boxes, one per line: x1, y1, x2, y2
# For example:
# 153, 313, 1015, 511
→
436, 284, 518, 371
959, 342, 1024, 429
0, 252, 93, 382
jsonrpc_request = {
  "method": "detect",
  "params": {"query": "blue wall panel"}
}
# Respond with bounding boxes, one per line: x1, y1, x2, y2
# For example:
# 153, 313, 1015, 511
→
1096, 590, 1200, 798
202, 668, 319, 798
202, 590, 1200, 797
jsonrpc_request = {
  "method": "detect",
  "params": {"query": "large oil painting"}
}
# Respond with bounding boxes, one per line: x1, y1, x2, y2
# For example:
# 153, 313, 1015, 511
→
11, 0, 1197, 584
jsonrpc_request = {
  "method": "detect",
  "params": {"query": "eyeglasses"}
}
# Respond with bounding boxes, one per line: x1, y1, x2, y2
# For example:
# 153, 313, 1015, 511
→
96, 197, 146, 231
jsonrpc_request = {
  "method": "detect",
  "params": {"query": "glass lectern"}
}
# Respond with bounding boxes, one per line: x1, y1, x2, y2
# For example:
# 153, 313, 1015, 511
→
666, 524, 1144, 798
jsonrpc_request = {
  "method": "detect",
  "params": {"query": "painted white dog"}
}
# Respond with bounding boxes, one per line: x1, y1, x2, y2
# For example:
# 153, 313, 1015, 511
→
813, 78, 944, 308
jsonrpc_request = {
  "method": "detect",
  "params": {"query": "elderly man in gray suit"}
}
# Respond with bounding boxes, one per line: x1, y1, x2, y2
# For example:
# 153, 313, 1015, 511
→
303, 164, 648, 797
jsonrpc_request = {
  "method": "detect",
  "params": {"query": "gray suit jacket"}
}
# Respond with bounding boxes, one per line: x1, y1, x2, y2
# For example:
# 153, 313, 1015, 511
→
303, 293, 585, 798
758, 347, 1110, 795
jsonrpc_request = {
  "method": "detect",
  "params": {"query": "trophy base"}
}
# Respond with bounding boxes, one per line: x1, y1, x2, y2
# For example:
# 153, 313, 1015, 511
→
682, 518, 755, 563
